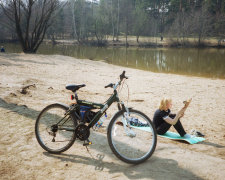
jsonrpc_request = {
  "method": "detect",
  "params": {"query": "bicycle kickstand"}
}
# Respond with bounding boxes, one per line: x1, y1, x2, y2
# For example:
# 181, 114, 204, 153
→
83, 139, 92, 146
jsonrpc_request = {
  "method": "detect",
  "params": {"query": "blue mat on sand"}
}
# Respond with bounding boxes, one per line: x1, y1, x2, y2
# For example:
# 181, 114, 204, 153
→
158, 131, 205, 144
130, 126, 205, 144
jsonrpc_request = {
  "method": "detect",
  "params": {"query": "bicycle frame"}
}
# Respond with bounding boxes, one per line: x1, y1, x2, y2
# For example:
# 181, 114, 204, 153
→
59, 73, 129, 131
55, 90, 121, 133
76, 89, 120, 128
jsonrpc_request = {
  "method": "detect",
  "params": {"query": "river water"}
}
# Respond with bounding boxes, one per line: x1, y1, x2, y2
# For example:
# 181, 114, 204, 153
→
2, 43, 225, 79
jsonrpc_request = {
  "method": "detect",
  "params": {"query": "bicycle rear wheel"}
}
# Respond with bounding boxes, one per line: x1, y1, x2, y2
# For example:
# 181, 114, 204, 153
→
35, 103, 76, 153
107, 109, 157, 164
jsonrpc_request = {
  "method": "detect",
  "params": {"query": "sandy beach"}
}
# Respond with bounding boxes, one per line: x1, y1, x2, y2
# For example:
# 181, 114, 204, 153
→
0, 53, 224, 180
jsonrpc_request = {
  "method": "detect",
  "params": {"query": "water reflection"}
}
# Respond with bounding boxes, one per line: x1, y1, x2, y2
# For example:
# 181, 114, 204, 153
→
2, 43, 225, 79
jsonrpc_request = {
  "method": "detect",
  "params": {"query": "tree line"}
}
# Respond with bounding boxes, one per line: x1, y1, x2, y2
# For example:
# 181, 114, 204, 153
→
0, 0, 225, 53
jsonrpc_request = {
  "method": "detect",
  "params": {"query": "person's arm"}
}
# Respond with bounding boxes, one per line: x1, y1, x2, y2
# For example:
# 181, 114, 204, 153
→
163, 108, 185, 125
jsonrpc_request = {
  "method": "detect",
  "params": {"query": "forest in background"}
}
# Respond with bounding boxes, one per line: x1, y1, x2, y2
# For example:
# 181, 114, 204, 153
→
0, 0, 225, 48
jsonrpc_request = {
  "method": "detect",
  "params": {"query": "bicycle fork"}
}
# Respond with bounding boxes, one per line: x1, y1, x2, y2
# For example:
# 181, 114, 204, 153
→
119, 102, 136, 138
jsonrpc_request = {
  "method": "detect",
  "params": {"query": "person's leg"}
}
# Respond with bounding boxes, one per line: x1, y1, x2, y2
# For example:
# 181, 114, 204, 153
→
173, 119, 186, 137
169, 114, 176, 118
156, 122, 171, 135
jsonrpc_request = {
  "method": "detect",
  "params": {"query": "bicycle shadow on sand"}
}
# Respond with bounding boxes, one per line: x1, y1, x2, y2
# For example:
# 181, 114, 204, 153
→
43, 151, 202, 180
0, 98, 205, 179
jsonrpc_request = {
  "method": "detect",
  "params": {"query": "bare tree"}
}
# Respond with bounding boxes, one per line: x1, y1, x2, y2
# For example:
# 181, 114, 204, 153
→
93, 0, 110, 46
0, 0, 60, 53
116, 0, 120, 41
215, 13, 225, 46
0, 8, 15, 41
191, 3, 213, 46
110, 0, 115, 41
168, 10, 192, 45
71, 0, 79, 42
120, 0, 134, 46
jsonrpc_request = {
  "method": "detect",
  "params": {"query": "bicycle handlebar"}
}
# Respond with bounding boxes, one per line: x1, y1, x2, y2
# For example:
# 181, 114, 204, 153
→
105, 83, 114, 88
105, 71, 128, 89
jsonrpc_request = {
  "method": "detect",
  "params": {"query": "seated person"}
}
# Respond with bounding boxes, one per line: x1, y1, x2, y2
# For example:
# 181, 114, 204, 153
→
1, 46, 5, 52
153, 98, 191, 138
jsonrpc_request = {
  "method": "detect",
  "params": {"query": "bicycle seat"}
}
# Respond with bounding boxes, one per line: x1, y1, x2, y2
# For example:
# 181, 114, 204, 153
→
66, 84, 86, 92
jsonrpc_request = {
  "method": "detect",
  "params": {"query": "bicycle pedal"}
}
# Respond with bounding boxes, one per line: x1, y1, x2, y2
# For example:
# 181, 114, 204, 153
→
83, 140, 92, 146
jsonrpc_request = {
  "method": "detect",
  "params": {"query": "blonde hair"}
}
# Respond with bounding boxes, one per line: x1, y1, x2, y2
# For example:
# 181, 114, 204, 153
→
159, 98, 172, 111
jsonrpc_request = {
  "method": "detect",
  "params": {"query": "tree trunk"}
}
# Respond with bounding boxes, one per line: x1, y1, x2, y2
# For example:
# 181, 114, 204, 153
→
136, 35, 139, 43
125, 16, 128, 47
1, 0, 59, 53
111, 0, 115, 41
116, 0, 120, 41
198, 34, 201, 46
71, 0, 79, 43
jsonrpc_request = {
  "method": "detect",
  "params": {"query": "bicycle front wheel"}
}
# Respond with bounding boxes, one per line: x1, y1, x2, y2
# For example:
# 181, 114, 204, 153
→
35, 103, 76, 154
107, 109, 157, 164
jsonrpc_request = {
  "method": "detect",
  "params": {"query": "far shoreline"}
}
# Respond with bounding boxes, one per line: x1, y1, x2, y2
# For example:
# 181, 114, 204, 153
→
47, 37, 225, 48
1, 36, 225, 49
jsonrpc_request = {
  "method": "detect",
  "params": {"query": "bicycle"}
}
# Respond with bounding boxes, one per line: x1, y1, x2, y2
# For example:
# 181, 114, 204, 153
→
35, 71, 157, 164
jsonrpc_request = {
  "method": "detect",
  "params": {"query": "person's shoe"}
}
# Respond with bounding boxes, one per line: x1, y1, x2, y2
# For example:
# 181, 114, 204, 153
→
183, 134, 192, 138
196, 131, 205, 137
191, 129, 205, 137
129, 118, 149, 127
